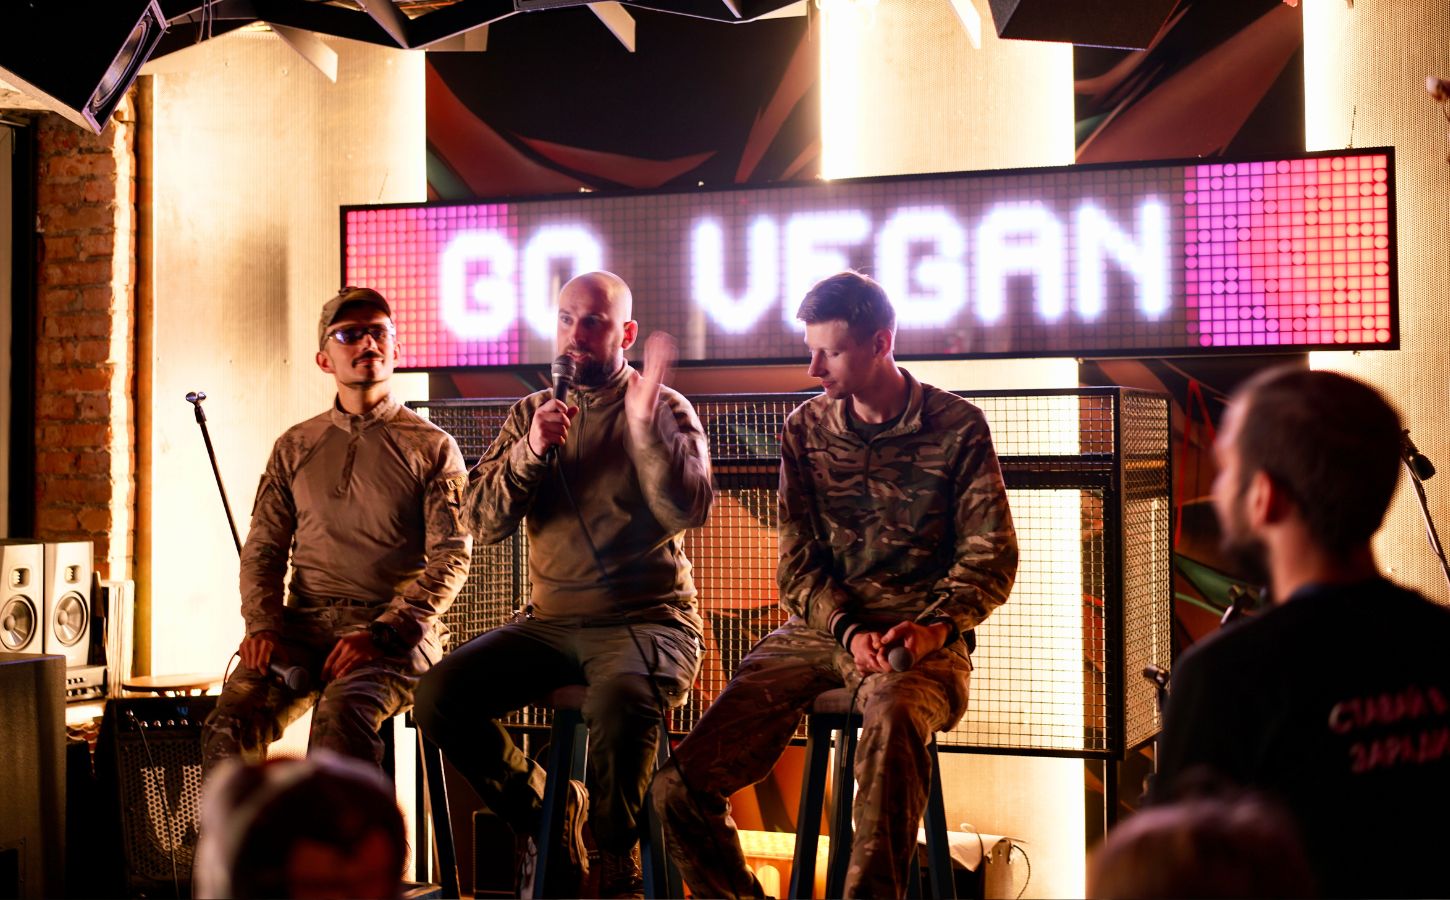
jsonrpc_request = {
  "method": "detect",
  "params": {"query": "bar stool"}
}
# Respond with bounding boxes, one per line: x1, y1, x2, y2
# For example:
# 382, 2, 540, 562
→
788, 687, 956, 899
534, 684, 683, 900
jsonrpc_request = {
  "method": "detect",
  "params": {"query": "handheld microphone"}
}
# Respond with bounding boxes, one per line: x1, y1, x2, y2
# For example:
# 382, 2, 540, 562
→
551, 354, 576, 402
269, 661, 310, 692
884, 596, 948, 672
546, 355, 576, 462
886, 644, 914, 672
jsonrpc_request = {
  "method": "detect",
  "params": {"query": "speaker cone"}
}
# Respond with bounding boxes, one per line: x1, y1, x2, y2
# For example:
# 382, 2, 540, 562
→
1, 595, 38, 650
52, 591, 88, 646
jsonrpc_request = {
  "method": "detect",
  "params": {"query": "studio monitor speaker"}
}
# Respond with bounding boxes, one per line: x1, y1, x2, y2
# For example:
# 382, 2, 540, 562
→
0, 0, 167, 133
96, 695, 216, 899
0, 652, 66, 899
0, 541, 44, 654
985, 0, 1177, 49
44, 541, 93, 668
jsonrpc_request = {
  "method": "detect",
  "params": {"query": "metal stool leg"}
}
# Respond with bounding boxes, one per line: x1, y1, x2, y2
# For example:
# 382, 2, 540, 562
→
824, 718, 858, 900
924, 739, 955, 899
789, 714, 833, 899
418, 731, 460, 899
535, 709, 587, 899
641, 720, 684, 899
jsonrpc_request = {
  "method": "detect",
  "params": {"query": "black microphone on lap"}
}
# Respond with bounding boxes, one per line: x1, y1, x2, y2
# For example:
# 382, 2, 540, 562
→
269, 661, 310, 692
546, 354, 576, 463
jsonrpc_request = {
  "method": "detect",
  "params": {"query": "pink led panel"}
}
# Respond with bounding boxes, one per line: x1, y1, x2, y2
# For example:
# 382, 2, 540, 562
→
342, 148, 1397, 371
1184, 154, 1392, 348
345, 204, 522, 368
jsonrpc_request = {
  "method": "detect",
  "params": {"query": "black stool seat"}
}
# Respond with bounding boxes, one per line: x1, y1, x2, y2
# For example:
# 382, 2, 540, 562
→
788, 687, 956, 899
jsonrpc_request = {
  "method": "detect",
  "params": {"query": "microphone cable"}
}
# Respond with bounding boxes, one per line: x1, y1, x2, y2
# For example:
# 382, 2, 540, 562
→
548, 406, 749, 897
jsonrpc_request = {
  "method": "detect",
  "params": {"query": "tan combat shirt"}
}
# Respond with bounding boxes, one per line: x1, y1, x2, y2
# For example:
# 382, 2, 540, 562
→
239, 394, 473, 650
465, 362, 713, 634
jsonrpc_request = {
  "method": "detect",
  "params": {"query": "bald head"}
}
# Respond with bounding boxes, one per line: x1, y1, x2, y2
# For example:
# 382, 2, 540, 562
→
556, 271, 638, 386
560, 271, 633, 321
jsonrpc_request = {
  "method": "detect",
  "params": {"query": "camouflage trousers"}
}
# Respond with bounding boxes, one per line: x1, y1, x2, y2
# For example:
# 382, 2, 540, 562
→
652, 616, 970, 899
202, 603, 433, 775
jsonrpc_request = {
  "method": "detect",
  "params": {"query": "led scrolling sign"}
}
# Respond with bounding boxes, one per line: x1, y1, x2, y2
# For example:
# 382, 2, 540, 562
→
342, 148, 1396, 370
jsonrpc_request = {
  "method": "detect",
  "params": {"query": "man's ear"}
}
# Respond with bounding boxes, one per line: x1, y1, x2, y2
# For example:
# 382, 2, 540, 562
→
873, 328, 894, 359
621, 320, 639, 351
1247, 469, 1294, 526
316, 350, 333, 374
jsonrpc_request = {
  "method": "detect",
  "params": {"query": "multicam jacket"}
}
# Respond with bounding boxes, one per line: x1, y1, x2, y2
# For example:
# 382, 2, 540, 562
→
465, 361, 713, 634
239, 394, 473, 653
777, 369, 1017, 646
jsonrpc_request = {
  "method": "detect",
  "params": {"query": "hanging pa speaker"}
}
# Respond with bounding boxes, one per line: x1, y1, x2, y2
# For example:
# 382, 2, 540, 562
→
985, 0, 1178, 49
43, 541, 93, 668
0, 540, 45, 655
0, 0, 167, 133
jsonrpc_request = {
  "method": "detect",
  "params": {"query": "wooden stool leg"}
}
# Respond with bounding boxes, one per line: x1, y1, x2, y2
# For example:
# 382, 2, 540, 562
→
924, 740, 955, 900
790, 715, 833, 899
824, 719, 858, 900
535, 709, 586, 899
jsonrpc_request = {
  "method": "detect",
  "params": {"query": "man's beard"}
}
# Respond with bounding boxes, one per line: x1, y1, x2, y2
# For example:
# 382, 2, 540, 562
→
575, 356, 616, 387
1219, 517, 1270, 589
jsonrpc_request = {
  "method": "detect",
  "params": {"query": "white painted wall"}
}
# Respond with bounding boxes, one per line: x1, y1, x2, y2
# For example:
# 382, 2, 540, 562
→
1305, 1, 1450, 606
146, 31, 426, 676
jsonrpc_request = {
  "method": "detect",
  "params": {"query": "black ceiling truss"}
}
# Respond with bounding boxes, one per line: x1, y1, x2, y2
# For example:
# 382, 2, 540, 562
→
152, 0, 805, 60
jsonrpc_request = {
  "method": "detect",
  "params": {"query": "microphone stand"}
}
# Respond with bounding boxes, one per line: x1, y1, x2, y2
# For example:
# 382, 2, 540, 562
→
186, 391, 242, 556
1402, 429, 1450, 596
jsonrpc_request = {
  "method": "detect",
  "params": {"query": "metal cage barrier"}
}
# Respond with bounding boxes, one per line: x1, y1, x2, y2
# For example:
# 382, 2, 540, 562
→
411, 387, 1172, 760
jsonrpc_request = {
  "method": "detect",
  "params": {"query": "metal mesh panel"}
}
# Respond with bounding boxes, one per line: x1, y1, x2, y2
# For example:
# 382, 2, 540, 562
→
1119, 391, 1174, 750
411, 387, 1170, 757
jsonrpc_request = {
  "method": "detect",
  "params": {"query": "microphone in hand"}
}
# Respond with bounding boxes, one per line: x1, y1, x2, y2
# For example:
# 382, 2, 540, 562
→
552, 354, 576, 402
885, 642, 914, 672
545, 354, 576, 462
269, 661, 310, 692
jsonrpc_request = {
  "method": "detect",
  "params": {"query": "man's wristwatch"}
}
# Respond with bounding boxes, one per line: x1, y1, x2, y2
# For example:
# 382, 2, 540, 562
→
368, 619, 408, 656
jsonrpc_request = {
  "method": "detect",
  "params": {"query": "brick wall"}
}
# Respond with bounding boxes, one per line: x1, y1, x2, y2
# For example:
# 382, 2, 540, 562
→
31, 96, 136, 580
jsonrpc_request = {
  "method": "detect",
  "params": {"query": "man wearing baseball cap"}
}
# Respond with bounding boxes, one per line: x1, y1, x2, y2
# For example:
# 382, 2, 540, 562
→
202, 286, 472, 773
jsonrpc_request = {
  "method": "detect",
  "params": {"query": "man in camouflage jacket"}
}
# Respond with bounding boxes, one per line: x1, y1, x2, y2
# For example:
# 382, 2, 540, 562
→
202, 287, 473, 774
653, 270, 1018, 898
414, 271, 712, 894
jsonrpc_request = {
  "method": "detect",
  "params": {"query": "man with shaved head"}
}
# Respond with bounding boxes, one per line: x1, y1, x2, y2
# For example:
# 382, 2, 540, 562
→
415, 271, 713, 897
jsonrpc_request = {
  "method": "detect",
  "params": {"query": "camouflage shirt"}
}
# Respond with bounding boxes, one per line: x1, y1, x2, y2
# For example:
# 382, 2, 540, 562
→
465, 361, 713, 633
777, 369, 1017, 642
240, 394, 473, 650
